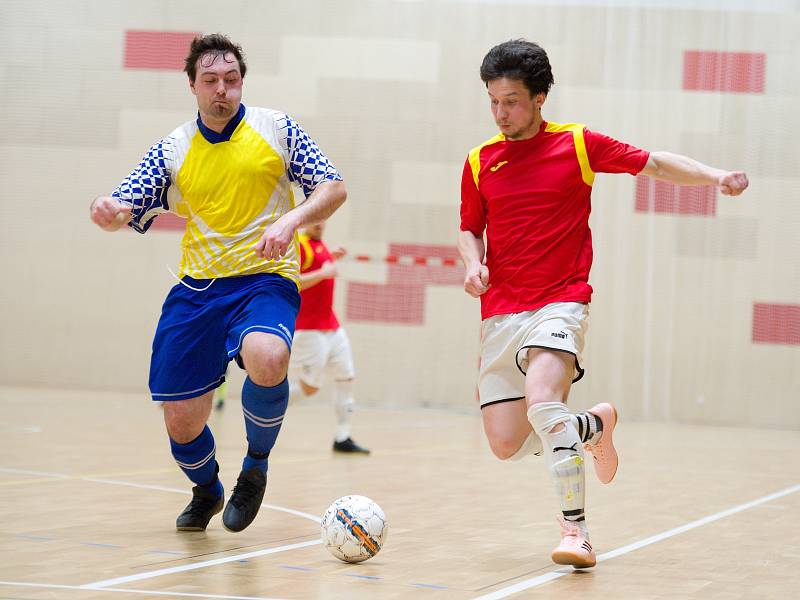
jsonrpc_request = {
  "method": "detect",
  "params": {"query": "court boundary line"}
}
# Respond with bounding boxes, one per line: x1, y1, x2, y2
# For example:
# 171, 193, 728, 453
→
0, 467, 321, 523
7, 470, 797, 596
82, 477, 323, 523
472, 482, 800, 600
0, 580, 282, 599
81, 540, 321, 589
0, 466, 71, 478
1, 468, 326, 590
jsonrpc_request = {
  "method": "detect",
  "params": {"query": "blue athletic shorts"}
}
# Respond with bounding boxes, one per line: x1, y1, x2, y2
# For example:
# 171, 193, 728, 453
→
149, 273, 300, 401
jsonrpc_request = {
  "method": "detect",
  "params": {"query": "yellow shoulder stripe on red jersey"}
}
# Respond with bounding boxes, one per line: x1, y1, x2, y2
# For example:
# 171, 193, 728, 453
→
468, 133, 505, 188
298, 233, 315, 272
544, 122, 595, 186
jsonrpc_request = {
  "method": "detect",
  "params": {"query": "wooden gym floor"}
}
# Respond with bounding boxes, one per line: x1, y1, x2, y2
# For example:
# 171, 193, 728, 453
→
0, 385, 798, 599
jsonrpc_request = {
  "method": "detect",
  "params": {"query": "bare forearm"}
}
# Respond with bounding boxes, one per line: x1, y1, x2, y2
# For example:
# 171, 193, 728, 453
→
255, 180, 346, 260
286, 180, 347, 230
458, 229, 491, 297
641, 151, 725, 186
298, 269, 327, 290
458, 229, 485, 268
641, 152, 749, 196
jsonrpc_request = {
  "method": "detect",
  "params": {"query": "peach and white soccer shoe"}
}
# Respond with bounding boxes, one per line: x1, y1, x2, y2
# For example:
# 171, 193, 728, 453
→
584, 402, 618, 484
551, 517, 596, 569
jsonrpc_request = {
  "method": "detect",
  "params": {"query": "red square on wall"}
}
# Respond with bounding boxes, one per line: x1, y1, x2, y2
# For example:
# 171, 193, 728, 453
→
635, 176, 717, 217
752, 303, 800, 345
346, 282, 426, 325
124, 30, 199, 71
683, 50, 765, 94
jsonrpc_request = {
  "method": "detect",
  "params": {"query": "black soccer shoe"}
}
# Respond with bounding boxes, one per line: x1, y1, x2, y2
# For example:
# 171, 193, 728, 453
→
222, 467, 267, 532
333, 437, 371, 454
176, 486, 223, 531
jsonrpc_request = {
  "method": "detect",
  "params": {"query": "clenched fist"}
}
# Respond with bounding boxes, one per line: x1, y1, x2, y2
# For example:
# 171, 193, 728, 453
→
90, 196, 132, 232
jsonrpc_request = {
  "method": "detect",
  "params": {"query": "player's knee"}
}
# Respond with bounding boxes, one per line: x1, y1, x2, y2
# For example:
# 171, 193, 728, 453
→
248, 358, 289, 387
527, 401, 570, 436
488, 435, 525, 460
241, 335, 290, 387
163, 402, 206, 444
242, 340, 289, 387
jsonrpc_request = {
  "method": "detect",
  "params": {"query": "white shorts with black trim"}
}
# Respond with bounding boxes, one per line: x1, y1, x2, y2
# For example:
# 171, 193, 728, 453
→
478, 302, 589, 408
290, 328, 355, 388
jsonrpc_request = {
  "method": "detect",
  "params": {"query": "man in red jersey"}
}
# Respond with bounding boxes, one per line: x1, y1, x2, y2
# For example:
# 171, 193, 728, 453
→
459, 39, 748, 569
289, 221, 370, 454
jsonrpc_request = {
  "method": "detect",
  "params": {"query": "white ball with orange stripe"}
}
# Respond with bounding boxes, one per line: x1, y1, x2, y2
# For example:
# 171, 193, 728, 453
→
321, 495, 388, 563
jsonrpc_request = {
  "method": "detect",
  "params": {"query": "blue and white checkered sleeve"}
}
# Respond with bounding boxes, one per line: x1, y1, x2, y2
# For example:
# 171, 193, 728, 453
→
276, 114, 342, 199
111, 138, 173, 234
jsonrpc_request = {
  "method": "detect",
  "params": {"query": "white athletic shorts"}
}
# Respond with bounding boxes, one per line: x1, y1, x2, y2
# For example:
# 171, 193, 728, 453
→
290, 328, 355, 388
478, 302, 589, 407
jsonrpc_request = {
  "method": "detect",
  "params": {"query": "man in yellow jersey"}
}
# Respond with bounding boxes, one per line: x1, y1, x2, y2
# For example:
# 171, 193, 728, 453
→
90, 34, 346, 533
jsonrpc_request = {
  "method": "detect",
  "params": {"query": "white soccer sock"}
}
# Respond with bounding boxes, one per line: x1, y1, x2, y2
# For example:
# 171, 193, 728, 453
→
333, 380, 355, 443
529, 402, 588, 534
507, 431, 544, 461
571, 411, 603, 445
288, 381, 308, 403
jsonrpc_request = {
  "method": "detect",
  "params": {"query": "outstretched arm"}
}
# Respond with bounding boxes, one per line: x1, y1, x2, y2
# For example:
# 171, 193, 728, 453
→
458, 230, 490, 298
640, 151, 748, 196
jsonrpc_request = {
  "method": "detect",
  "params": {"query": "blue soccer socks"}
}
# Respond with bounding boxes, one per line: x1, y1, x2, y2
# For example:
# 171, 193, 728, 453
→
241, 376, 289, 473
170, 425, 223, 499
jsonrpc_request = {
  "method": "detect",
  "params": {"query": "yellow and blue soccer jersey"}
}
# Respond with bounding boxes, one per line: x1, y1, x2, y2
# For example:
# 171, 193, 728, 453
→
112, 104, 342, 283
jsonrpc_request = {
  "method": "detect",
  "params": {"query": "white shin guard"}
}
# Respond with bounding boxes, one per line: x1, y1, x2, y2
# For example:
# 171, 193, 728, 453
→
528, 401, 586, 525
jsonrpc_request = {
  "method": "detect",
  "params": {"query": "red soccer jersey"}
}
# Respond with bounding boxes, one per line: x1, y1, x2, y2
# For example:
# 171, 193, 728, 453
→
296, 234, 340, 330
460, 121, 649, 320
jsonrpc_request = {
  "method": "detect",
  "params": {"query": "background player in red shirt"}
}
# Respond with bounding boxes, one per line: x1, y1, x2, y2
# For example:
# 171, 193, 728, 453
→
290, 221, 370, 454
459, 39, 748, 569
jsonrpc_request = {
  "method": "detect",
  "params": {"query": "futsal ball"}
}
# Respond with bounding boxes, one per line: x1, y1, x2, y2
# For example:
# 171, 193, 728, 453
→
320, 495, 388, 563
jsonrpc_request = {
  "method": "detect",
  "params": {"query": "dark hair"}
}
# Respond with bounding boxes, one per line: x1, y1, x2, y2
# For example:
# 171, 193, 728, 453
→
184, 33, 247, 82
480, 39, 554, 96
